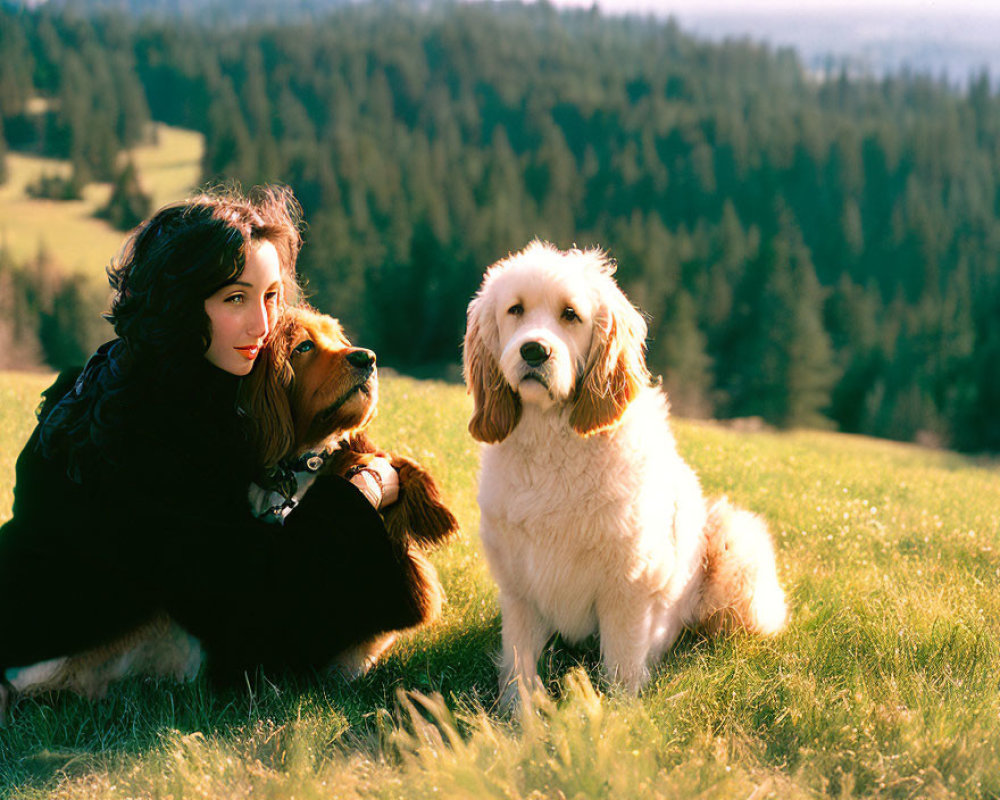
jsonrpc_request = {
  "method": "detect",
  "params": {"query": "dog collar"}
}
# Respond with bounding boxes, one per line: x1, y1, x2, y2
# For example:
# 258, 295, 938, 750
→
257, 440, 347, 523
287, 448, 337, 474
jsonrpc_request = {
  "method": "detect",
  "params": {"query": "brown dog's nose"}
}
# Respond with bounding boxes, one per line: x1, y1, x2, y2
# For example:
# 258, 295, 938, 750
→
347, 348, 376, 369
520, 341, 550, 367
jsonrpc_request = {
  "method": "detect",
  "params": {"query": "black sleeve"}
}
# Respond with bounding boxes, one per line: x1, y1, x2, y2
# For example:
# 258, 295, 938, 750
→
154, 472, 423, 678
0, 373, 162, 670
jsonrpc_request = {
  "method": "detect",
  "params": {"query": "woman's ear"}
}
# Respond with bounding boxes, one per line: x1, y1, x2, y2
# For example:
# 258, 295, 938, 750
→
569, 283, 650, 437
240, 319, 295, 467
463, 294, 521, 443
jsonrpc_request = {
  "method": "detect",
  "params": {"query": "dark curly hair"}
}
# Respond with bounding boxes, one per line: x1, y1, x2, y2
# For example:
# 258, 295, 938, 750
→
38, 184, 304, 480
108, 184, 303, 360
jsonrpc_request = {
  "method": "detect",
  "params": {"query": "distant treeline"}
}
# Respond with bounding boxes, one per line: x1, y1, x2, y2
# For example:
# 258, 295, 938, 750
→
1, 1, 999, 450
0, 247, 108, 372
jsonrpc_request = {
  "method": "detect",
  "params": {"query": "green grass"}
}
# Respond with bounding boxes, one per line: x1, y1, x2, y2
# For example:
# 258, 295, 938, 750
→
0, 371, 52, 524
0, 124, 203, 281
1, 370, 999, 798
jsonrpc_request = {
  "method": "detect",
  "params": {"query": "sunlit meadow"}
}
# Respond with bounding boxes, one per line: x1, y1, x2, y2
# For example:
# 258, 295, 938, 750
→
1, 370, 998, 798
0, 124, 202, 283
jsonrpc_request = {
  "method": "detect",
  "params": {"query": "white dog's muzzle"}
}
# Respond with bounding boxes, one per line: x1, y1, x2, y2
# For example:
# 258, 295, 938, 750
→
499, 327, 577, 405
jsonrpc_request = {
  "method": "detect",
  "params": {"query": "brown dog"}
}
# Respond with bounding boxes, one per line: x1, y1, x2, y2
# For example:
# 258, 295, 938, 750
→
245, 305, 459, 673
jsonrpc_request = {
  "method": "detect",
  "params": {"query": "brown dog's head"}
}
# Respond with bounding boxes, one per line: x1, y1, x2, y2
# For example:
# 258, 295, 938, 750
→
243, 305, 378, 467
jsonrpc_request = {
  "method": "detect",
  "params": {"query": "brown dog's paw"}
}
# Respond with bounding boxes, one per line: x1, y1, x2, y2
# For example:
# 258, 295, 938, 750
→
323, 433, 384, 486
325, 449, 375, 477
383, 455, 460, 548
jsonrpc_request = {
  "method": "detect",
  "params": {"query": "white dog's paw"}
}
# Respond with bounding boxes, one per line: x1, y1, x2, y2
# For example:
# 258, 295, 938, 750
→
498, 678, 521, 713
605, 661, 650, 695
497, 672, 544, 715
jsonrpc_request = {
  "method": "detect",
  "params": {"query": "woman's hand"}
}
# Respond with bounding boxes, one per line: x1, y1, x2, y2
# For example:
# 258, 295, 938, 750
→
348, 457, 399, 509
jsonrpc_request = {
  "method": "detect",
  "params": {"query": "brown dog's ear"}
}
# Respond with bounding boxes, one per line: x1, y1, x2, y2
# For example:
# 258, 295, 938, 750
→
463, 295, 521, 443
239, 316, 296, 468
569, 279, 650, 437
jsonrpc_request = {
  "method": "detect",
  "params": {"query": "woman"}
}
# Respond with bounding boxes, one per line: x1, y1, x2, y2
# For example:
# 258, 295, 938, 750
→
0, 186, 415, 685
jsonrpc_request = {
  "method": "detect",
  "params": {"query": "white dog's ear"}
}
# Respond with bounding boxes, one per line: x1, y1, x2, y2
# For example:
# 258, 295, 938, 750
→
570, 283, 650, 437
464, 296, 522, 443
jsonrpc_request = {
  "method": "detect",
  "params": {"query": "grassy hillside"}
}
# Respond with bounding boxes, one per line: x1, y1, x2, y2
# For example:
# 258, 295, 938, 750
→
0, 370, 998, 798
0, 125, 203, 282
0, 371, 52, 522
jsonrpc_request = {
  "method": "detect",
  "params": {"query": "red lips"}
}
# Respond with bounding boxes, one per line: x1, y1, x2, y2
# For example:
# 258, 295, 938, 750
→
235, 345, 260, 360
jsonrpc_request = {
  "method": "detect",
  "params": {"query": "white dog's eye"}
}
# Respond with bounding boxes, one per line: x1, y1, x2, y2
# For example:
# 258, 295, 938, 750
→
293, 340, 315, 356
507, 303, 524, 316
561, 307, 581, 323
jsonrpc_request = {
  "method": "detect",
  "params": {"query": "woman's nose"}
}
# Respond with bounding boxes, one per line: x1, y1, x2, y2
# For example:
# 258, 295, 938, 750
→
249, 299, 270, 338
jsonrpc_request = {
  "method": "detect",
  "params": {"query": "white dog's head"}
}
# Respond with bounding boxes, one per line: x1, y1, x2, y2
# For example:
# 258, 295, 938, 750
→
464, 240, 650, 443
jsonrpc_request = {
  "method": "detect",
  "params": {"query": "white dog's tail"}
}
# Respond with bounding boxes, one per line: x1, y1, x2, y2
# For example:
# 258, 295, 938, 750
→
695, 497, 788, 636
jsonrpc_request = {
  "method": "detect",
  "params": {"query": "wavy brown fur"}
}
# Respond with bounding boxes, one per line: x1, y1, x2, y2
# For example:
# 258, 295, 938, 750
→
256, 308, 458, 660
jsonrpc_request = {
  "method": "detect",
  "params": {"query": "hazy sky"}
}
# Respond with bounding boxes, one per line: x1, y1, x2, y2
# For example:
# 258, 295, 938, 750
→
549, 0, 1000, 15
541, 0, 1000, 82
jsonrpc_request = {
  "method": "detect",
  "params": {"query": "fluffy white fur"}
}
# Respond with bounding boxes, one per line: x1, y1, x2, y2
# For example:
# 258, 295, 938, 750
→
463, 241, 788, 702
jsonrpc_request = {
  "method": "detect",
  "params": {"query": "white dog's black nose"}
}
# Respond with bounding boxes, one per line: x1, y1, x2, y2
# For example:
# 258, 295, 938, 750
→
520, 341, 550, 367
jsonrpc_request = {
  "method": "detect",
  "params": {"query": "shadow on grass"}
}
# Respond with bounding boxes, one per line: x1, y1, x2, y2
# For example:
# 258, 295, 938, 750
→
536, 627, 720, 702
0, 615, 735, 797
0, 612, 502, 796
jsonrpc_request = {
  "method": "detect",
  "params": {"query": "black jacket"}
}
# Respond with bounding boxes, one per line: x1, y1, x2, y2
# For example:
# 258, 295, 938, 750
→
0, 351, 421, 679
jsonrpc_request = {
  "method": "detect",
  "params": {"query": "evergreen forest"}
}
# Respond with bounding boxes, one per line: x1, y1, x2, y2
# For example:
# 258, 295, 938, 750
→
1, 0, 999, 451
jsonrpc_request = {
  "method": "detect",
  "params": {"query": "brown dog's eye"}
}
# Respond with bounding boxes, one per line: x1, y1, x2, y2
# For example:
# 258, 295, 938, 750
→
293, 340, 315, 356
508, 303, 524, 316
561, 307, 580, 323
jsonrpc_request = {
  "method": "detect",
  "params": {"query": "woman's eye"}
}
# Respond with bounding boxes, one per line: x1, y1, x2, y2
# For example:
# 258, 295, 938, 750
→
293, 340, 315, 355
265, 291, 280, 304
507, 303, 523, 316
225, 293, 245, 305
562, 307, 580, 322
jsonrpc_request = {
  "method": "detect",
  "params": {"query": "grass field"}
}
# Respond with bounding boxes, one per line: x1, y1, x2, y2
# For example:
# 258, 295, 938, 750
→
0, 369, 998, 798
0, 125, 203, 282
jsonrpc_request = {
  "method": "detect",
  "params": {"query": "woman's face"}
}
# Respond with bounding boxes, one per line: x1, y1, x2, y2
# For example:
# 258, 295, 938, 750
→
203, 239, 283, 376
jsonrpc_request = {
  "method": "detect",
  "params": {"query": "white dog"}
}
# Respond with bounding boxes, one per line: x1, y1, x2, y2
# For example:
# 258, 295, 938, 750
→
463, 241, 788, 702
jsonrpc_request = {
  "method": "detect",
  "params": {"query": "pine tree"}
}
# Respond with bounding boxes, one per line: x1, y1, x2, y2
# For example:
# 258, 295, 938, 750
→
0, 250, 42, 369
783, 246, 839, 428
702, 202, 756, 339
296, 207, 373, 347
655, 288, 714, 418
950, 278, 1000, 451
0, 115, 8, 185
113, 50, 152, 149
202, 76, 254, 181
38, 275, 106, 370
0, 12, 33, 119
97, 160, 151, 231
525, 117, 578, 241
722, 221, 837, 428
825, 274, 883, 434
241, 45, 280, 182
